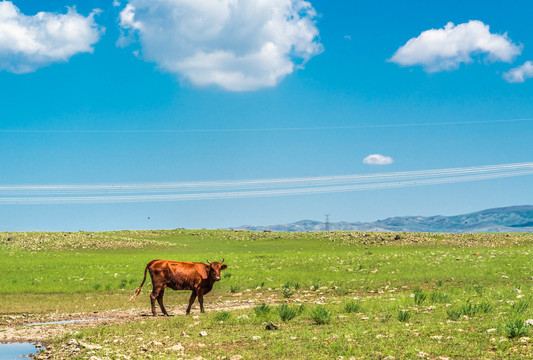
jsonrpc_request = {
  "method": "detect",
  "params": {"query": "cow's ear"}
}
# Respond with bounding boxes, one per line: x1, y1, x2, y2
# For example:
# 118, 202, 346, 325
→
220, 264, 228, 270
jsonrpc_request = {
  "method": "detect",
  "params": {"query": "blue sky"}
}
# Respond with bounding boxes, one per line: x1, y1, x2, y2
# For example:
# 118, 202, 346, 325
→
1, 0, 533, 231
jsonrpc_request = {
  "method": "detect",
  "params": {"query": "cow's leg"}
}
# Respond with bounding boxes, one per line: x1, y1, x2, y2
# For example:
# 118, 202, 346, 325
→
150, 286, 162, 316
156, 288, 169, 316
186, 291, 197, 315
198, 289, 205, 313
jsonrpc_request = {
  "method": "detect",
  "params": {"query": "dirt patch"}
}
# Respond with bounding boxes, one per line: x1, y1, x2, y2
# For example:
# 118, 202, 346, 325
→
0, 299, 262, 344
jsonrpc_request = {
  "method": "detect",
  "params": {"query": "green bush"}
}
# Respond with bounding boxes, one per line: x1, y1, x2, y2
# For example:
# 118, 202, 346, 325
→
446, 309, 460, 321
505, 318, 528, 338
277, 304, 298, 322
344, 301, 361, 313
512, 300, 529, 314
429, 291, 450, 303
310, 306, 331, 325
413, 289, 427, 305
397, 310, 411, 322
214, 311, 230, 321
459, 302, 478, 316
281, 287, 294, 298
253, 303, 271, 317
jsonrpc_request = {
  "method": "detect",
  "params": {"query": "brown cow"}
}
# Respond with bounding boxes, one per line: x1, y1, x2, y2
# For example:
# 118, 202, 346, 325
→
129, 259, 227, 316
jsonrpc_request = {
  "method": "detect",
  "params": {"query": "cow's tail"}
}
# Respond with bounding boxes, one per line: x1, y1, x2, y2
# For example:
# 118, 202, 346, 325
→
128, 260, 158, 303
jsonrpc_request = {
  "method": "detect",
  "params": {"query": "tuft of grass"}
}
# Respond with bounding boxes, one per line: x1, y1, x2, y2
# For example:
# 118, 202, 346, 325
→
334, 288, 349, 296
280, 287, 294, 298
436, 280, 443, 287
472, 285, 484, 295
512, 300, 529, 314
397, 310, 411, 322
505, 318, 529, 338
253, 303, 271, 317
430, 291, 450, 303
477, 302, 492, 314
214, 311, 230, 322
459, 302, 478, 316
229, 284, 240, 293
310, 306, 331, 325
344, 301, 361, 313
277, 304, 298, 322
446, 308, 461, 321
413, 289, 427, 305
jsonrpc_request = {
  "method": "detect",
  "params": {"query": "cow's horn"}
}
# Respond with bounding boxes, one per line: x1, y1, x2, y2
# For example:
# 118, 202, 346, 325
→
206, 259, 211, 265
221, 258, 225, 265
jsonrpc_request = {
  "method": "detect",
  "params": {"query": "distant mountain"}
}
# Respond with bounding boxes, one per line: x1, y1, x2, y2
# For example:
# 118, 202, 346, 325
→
236, 205, 533, 233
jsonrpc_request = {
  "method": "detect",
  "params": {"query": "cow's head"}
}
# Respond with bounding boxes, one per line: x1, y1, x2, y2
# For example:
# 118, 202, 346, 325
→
206, 259, 227, 281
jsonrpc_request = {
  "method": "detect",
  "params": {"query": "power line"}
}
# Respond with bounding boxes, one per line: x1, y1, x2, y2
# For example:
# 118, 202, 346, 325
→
0, 117, 532, 134
0, 162, 532, 204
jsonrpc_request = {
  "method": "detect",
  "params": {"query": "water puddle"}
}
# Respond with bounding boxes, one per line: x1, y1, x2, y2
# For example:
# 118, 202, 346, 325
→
27, 318, 94, 326
0, 342, 43, 359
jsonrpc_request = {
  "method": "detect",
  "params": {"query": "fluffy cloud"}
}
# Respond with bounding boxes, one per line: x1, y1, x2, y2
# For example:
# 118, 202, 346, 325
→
118, 0, 323, 91
503, 61, 533, 83
390, 20, 521, 72
0, 1, 102, 73
363, 154, 394, 165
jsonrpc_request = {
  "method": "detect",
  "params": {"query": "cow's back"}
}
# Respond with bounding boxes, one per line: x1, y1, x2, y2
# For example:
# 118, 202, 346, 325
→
148, 260, 208, 290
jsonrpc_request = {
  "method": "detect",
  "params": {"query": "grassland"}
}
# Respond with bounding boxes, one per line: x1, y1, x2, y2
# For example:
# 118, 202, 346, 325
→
0, 230, 532, 359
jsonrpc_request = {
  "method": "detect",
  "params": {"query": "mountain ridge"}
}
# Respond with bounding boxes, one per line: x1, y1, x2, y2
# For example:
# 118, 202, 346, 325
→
236, 205, 533, 233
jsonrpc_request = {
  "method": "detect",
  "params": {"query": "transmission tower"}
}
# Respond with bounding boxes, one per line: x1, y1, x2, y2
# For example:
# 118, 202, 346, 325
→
324, 214, 331, 231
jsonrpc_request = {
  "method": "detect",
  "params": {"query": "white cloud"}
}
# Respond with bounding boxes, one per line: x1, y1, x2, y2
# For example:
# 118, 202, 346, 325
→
113, 1, 121, 7
363, 154, 394, 165
0, 1, 102, 73
118, 0, 323, 91
390, 20, 521, 72
503, 61, 533, 83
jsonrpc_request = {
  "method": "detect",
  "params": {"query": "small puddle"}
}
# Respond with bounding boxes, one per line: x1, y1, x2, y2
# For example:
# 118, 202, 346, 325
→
27, 319, 94, 326
0, 342, 43, 359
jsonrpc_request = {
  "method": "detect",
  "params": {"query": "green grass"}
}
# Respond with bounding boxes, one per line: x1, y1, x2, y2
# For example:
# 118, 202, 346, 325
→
1, 229, 532, 359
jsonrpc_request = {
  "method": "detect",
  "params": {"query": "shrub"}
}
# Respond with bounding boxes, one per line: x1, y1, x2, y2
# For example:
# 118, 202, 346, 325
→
473, 285, 483, 295
335, 288, 349, 295
344, 301, 361, 313
413, 289, 427, 305
119, 279, 127, 289
294, 282, 301, 290
214, 311, 230, 321
477, 302, 492, 314
512, 300, 529, 314
430, 291, 450, 303
505, 318, 528, 338
310, 306, 331, 325
446, 309, 460, 321
253, 303, 271, 317
397, 310, 411, 322
459, 302, 478, 316
281, 287, 294, 298
380, 313, 392, 322
277, 304, 298, 322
